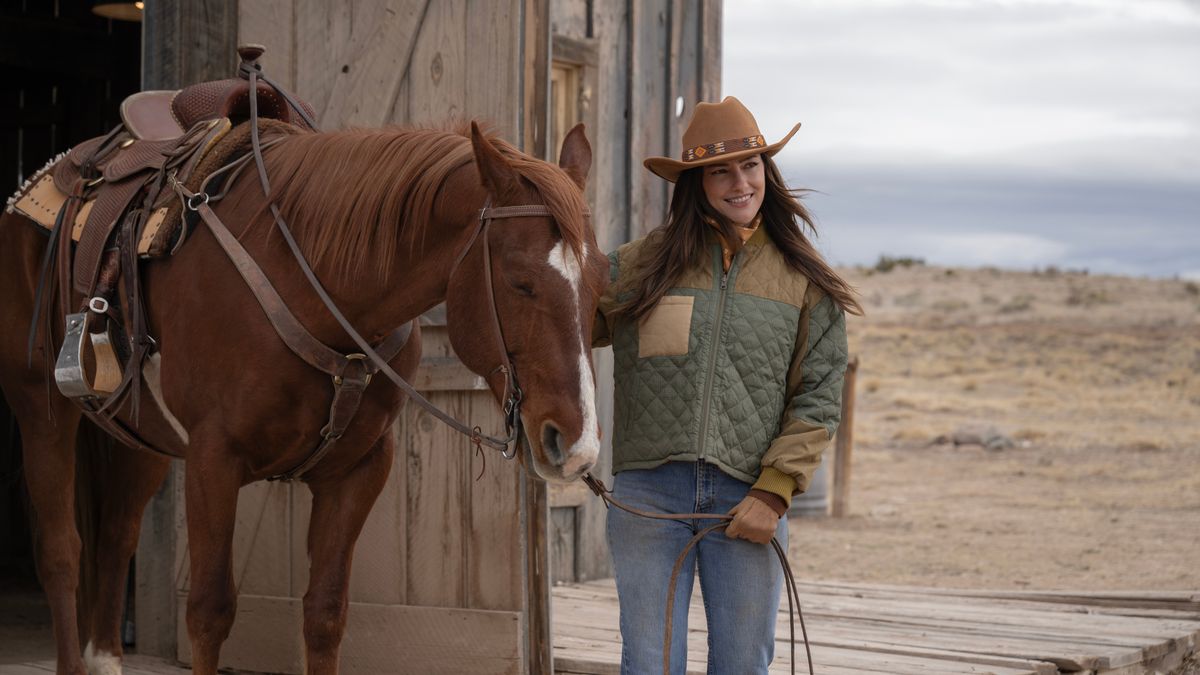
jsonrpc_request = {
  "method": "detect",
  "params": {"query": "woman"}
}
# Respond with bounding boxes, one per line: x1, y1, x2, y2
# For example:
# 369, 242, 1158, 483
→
593, 96, 863, 673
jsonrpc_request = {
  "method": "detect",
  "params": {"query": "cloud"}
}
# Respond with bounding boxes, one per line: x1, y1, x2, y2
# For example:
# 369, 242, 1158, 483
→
722, 0, 1200, 276
788, 161, 1200, 276
723, 0, 1200, 178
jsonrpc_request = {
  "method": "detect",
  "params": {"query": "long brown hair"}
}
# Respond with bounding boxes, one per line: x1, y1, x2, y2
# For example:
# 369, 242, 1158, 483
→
613, 155, 863, 322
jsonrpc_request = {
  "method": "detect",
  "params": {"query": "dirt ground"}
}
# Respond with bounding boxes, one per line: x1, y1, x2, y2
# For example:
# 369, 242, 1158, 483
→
789, 262, 1200, 590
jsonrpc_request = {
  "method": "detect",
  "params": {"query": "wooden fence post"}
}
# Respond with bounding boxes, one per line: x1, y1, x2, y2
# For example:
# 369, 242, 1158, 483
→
830, 356, 859, 518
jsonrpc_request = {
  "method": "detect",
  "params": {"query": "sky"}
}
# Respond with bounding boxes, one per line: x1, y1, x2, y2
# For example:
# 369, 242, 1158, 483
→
722, 0, 1200, 278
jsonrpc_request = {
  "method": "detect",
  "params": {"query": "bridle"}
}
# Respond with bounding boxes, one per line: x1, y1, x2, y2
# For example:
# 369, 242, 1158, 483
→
171, 57, 561, 479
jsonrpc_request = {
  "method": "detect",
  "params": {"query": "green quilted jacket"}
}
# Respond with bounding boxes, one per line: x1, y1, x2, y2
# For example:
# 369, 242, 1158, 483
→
593, 226, 848, 499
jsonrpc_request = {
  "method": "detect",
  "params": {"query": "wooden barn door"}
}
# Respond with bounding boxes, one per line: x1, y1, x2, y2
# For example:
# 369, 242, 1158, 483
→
135, 1, 552, 672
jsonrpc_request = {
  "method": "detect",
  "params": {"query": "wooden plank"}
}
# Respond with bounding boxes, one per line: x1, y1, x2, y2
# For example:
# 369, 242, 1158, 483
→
345, 427, 407, 605
523, 0, 551, 159
136, 460, 184, 658
143, 0, 238, 90
467, 391, 524, 611
237, 0, 295, 90
293, 0, 352, 119
550, 506, 577, 584
406, 0, 467, 125
0, 665, 57, 675
553, 579, 1200, 675
404, 393, 468, 607
830, 355, 859, 517
176, 593, 521, 674
322, 0, 429, 127
524, 472, 553, 674
628, 0, 670, 238
549, 0, 590, 39
231, 480, 291, 597
590, 0, 631, 252
414, 356, 489, 391
699, 0, 722, 102
465, 0, 521, 134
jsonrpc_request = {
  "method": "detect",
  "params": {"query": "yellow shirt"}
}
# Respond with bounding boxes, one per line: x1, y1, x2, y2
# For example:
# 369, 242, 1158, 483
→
709, 213, 762, 271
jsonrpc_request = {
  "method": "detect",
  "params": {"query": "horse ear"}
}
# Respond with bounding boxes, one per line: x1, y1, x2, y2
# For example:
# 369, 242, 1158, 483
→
558, 123, 591, 190
470, 121, 519, 197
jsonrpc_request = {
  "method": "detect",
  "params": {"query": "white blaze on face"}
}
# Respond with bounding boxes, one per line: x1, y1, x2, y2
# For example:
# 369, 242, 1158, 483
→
547, 240, 601, 474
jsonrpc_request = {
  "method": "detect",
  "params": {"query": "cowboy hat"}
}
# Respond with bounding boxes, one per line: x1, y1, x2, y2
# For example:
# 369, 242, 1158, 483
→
644, 96, 801, 183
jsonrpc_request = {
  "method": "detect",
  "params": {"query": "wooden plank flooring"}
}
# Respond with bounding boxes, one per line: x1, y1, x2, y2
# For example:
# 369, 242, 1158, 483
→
552, 580, 1200, 675
0, 654, 192, 674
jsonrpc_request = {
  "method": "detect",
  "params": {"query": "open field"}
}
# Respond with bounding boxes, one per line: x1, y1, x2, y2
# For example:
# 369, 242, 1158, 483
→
790, 263, 1200, 590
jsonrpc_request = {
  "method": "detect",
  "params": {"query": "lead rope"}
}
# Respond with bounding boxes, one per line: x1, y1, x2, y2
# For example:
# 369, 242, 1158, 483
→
582, 473, 814, 675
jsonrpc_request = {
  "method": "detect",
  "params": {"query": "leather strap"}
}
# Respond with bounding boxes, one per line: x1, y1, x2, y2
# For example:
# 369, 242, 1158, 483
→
268, 323, 413, 482
581, 473, 814, 675
193, 198, 414, 481
194, 201, 359, 377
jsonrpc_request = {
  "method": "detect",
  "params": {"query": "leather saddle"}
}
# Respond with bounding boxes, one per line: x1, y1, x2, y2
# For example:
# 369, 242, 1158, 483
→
122, 75, 315, 142
7, 44, 315, 406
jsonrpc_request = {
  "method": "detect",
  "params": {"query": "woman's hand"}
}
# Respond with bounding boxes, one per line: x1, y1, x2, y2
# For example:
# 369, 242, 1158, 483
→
724, 496, 780, 544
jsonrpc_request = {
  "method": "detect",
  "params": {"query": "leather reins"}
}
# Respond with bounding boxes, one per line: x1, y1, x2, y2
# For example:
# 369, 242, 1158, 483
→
582, 473, 815, 675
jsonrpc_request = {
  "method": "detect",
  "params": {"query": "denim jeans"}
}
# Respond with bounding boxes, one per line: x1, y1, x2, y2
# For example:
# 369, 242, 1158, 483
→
606, 461, 787, 675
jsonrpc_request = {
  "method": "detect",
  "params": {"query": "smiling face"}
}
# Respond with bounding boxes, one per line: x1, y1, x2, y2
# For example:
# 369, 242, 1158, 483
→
701, 154, 765, 227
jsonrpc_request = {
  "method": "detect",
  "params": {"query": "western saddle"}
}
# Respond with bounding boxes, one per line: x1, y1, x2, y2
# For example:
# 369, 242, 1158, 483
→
7, 44, 317, 444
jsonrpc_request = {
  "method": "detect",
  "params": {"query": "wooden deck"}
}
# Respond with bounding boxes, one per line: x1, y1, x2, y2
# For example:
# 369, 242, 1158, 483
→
0, 654, 192, 674
552, 579, 1200, 674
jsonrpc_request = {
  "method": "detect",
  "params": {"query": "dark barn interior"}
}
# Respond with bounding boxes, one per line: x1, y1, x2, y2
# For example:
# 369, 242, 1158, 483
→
0, 0, 140, 647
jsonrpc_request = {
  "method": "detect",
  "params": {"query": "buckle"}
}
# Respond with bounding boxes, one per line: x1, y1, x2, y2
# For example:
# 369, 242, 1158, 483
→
88, 297, 110, 314
333, 353, 372, 386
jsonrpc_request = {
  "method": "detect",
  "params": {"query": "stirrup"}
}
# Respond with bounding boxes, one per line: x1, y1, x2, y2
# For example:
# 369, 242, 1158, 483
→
54, 310, 123, 400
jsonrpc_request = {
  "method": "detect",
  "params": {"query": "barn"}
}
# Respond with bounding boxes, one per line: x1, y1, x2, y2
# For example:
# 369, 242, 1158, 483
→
1, 0, 721, 672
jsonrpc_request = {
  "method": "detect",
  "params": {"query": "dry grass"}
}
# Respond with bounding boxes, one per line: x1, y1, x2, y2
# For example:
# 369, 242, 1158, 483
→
791, 264, 1200, 591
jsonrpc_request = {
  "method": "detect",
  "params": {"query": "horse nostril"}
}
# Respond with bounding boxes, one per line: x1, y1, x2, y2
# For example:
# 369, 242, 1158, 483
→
541, 423, 566, 466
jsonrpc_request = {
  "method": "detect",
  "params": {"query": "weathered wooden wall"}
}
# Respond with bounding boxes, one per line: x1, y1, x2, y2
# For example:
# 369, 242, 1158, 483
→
545, 0, 722, 586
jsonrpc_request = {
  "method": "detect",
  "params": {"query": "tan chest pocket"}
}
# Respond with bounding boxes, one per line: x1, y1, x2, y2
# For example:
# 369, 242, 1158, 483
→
638, 295, 694, 358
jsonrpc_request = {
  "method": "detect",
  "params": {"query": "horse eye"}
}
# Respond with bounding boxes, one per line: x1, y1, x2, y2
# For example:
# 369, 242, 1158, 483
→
514, 282, 536, 297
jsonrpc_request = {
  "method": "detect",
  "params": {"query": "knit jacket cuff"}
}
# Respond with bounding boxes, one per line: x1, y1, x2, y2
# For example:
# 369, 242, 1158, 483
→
751, 467, 797, 506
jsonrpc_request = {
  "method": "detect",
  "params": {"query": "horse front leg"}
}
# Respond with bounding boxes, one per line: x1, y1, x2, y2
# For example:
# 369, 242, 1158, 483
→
15, 396, 86, 675
183, 448, 243, 674
302, 436, 394, 674
82, 442, 170, 674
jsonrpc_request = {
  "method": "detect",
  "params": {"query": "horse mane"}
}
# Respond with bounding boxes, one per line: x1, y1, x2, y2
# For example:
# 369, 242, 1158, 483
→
261, 122, 588, 281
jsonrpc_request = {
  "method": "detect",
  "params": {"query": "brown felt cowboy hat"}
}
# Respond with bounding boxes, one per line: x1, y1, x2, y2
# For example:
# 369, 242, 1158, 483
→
644, 96, 801, 182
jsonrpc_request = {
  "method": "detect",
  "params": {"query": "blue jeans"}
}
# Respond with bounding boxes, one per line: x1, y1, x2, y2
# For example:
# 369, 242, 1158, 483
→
606, 461, 788, 675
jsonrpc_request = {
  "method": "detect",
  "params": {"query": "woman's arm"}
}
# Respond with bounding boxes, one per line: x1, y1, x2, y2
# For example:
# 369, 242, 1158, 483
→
755, 288, 849, 502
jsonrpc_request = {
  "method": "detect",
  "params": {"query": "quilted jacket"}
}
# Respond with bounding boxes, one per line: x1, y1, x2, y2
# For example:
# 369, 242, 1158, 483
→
593, 225, 848, 499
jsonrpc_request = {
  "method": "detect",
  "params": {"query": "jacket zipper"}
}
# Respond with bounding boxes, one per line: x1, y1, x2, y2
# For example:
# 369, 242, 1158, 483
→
697, 246, 732, 460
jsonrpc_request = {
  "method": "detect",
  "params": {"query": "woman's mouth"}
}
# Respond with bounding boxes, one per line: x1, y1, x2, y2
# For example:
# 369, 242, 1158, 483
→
725, 193, 753, 207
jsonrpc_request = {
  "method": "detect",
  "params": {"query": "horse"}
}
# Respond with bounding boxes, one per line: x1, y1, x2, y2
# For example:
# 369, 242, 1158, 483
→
0, 119, 608, 674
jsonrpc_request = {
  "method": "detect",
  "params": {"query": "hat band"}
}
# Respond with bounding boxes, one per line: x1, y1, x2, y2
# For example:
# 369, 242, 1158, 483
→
682, 133, 766, 162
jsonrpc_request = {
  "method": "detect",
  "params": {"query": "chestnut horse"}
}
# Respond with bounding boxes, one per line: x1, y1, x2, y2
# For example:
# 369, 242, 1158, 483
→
0, 121, 607, 674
